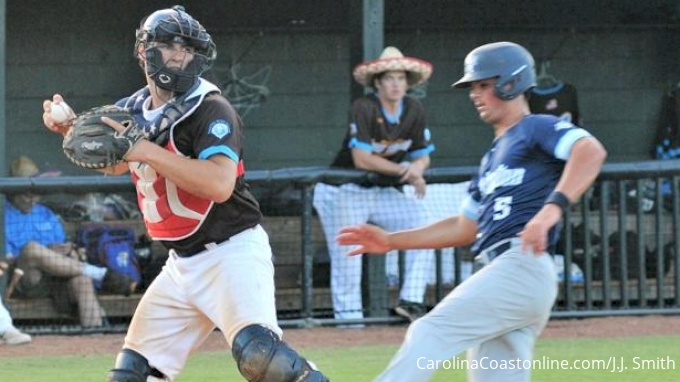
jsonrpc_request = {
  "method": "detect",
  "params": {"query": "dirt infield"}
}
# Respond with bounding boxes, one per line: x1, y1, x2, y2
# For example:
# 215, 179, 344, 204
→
3, 315, 680, 358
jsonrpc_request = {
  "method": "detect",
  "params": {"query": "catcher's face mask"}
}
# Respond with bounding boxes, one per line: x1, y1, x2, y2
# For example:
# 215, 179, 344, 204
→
135, 5, 216, 93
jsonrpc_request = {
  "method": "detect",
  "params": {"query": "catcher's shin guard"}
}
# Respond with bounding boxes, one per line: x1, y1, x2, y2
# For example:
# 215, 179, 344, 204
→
232, 324, 330, 382
108, 348, 166, 382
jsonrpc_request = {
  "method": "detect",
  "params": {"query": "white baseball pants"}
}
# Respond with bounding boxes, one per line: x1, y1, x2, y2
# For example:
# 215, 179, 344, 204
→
374, 239, 558, 382
313, 183, 435, 320
122, 225, 282, 380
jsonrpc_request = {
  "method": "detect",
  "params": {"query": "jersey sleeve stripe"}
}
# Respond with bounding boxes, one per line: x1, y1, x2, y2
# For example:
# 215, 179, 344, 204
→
348, 137, 373, 151
199, 146, 240, 163
554, 128, 592, 160
408, 144, 435, 159
461, 195, 480, 221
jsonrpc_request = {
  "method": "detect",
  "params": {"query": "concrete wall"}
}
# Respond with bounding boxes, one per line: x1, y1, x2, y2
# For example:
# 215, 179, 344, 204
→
6, 1, 680, 173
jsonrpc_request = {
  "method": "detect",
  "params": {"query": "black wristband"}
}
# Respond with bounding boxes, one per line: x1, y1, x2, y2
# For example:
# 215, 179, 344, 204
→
544, 191, 571, 211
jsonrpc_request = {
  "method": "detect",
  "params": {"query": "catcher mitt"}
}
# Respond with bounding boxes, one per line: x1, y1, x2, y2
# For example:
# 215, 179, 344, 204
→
62, 105, 145, 169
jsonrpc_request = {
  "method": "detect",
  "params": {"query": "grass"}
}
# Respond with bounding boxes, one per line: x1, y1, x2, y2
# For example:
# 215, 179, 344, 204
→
1, 336, 679, 381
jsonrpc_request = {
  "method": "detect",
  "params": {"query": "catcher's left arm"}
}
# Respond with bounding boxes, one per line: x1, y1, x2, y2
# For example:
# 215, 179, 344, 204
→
62, 105, 146, 170
97, 112, 143, 175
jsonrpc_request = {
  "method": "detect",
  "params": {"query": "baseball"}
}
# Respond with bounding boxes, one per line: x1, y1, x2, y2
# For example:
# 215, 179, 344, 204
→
51, 101, 74, 125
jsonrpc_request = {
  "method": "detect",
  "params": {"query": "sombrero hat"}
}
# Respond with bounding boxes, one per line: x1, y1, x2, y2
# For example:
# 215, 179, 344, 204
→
353, 46, 433, 88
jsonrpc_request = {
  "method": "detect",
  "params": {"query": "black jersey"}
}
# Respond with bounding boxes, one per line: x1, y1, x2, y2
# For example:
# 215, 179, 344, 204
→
330, 94, 434, 186
164, 94, 262, 253
529, 82, 580, 125
121, 83, 262, 255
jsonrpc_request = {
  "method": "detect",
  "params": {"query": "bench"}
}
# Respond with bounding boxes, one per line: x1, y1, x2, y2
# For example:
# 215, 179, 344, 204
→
11, 214, 674, 322
8, 290, 333, 321
7, 216, 334, 321
555, 276, 678, 307
5, 212, 466, 321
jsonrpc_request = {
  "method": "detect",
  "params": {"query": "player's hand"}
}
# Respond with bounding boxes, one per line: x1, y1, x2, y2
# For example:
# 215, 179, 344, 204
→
399, 165, 427, 198
409, 175, 427, 198
337, 224, 391, 256
519, 204, 563, 254
42, 94, 76, 135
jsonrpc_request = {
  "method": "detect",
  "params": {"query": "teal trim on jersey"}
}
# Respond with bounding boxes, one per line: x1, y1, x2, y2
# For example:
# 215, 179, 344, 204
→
554, 128, 592, 160
349, 137, 373, 151
461, 195, 480, 221
199, 146, 240, 163
381, 99, 404, 124
408, 143, 435, 159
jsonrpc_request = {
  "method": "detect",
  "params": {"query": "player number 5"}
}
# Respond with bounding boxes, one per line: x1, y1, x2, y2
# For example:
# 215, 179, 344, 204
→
493, 196, 512, 220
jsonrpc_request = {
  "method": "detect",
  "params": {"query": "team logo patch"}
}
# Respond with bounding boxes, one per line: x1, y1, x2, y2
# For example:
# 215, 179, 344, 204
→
158, 74, 172, 84
209, 119, 232, 138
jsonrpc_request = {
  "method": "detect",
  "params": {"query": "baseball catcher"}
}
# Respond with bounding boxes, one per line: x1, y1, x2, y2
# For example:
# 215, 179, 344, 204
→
43, 5, 329, 382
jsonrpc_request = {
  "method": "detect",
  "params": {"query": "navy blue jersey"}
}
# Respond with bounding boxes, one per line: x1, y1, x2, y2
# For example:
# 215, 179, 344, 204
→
462, 114, 592, 254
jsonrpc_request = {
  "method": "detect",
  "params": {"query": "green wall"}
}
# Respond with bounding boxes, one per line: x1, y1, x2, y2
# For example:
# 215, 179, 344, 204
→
5, 1, 680, 173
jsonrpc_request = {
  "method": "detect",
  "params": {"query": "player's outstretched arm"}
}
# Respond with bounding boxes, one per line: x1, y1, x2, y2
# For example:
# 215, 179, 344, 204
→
337, 224, 391, 255
337, 215, 477, 256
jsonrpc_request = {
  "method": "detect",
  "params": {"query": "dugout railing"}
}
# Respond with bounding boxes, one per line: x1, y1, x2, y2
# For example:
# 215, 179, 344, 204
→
1, 160, 679, 334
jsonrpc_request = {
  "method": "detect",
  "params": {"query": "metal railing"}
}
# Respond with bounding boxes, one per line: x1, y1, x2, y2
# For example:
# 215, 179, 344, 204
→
1, 159, 679, 331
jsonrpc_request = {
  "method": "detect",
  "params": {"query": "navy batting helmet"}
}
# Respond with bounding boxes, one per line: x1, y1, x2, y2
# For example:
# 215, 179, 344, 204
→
452, 42, 536, 100
135, 5, 216, 93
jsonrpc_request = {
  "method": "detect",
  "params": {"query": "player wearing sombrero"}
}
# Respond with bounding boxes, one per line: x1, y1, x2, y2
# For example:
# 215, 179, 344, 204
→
313, 46, 436, 324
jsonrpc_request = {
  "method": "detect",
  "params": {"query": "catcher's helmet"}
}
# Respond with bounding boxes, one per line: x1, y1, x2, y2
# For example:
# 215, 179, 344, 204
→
452, 42, 536, 100
135, 5, 216, 93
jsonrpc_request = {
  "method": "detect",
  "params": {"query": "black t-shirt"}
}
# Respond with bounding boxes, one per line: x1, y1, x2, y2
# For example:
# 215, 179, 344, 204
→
330, 94, 433, 186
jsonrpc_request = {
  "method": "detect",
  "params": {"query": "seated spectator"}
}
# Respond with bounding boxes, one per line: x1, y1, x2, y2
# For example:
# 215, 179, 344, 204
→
5, 156, 136, 327
0, 262, 31, 345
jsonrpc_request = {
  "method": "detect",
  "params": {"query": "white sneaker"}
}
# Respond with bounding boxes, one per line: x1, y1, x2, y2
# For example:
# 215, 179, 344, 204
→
1, 326, 32, 345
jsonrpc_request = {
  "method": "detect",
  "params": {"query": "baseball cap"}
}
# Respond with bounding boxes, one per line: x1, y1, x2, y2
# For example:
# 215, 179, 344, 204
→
9, 155, 61, 177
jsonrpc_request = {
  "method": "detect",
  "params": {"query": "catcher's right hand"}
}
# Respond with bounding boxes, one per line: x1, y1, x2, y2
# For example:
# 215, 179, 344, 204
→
43, 94, 76, 135
62, 105, 146, 170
